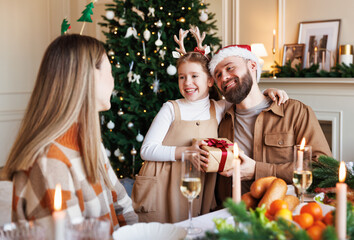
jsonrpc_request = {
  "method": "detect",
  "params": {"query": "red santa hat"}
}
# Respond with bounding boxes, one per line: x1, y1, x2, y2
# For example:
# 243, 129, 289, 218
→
209, 44, 261, 82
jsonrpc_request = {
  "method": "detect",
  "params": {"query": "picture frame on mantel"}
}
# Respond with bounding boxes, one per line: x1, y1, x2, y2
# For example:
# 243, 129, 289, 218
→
298, 19, 341, 70
282, 43, 305, 69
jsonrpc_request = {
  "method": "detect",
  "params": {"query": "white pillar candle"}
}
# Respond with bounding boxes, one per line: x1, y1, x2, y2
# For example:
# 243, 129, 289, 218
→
272, 29, 276, 53
314, 47, 318, 65
232, 143, 241, 203
53, 184, 66, 240
297, 138, 306, 170
306, 52, 310, 68
336, 161, 347, 240
321, 51, 325, 70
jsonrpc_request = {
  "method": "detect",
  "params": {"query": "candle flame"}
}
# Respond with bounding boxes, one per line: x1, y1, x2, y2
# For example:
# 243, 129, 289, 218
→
339, 161, 346, 183
54, 184, 62, 211
273, 29, 276, 35
233, 143, 239, 159
314, 46, 318, 51
300, 138, 306, 150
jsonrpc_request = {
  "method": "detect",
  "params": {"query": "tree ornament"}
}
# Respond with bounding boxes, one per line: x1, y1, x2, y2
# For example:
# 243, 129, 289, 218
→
117, 108, 124, 116
167, 64, 177, 75
112, 90, 118, 97
159, 49, 166, 60
108, 49, 115, 56
131, 147, 137, 155
124, 26, 138, 39
127, 122, 134, 128
114, 148, 121, 157
106, 10, 115, 20
199, 10, 208, 22
156, 19, 163, 28
155, 32, 163, 47
147, 7, 155, 17
153, 73, 160, 94
136, 132, 144, 142
107, 120, 115, 129
61, 18, 71, 35
118, 17, 126, 26
115, 62, 121, 68
143, 29, 151, 41
131, 146, 137, 177
132, 6, 145, 20
100, 115, 105, 125
118, 154, 125, 162
105, 148, 111, 157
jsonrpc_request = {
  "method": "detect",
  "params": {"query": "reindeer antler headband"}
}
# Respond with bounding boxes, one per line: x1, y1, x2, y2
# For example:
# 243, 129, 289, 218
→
172, 26, 210, 59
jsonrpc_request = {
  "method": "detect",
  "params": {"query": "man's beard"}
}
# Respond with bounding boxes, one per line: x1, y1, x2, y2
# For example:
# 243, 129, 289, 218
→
222, 70, 253, 104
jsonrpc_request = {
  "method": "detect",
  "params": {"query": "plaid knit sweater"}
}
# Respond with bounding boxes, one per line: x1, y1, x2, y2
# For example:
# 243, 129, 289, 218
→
11, 125, 138, 231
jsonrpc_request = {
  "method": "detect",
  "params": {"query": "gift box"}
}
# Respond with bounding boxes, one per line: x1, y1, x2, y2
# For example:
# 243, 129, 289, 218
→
193, 138, 234, 172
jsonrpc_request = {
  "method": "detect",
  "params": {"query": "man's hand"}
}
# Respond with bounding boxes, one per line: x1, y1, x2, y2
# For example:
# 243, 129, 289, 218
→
218, 152, 256, 180
239, 152, 256, 180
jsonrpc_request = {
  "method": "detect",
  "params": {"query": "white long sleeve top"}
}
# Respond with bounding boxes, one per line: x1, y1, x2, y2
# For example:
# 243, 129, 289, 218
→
140, 95, 232, 162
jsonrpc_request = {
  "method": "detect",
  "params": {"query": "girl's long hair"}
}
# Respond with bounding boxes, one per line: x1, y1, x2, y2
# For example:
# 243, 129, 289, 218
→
2, 34, 112, 188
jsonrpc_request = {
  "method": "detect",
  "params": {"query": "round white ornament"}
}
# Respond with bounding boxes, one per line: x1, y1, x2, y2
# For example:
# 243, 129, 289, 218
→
136, 133, 144, 142
117, 108, 124, 116
106, 10, 115, 20
107, 120, 115, 129
167, 64, 177, 75
108, 49, 115, 56
114, 148, 121, 157
143, 29, 151, 41
199, 10, 208, 22
105, 149, 111, 157
127, 122, 134, 128
156, 19, 163, 28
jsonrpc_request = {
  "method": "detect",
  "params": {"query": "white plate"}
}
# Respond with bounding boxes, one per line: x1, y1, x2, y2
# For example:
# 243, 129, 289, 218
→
112, 222, 187, 240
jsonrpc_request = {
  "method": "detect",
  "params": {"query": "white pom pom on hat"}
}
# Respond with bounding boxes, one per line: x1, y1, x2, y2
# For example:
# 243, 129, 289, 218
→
209, 44, 261, 82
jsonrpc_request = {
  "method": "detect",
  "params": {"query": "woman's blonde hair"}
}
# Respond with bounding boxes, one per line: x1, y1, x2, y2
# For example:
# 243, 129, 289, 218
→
2, 34, 112, 188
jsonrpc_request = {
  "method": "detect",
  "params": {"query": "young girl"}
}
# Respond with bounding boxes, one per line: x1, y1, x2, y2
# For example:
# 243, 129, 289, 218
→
131, 27, 288, 223
2, 34, 138, 235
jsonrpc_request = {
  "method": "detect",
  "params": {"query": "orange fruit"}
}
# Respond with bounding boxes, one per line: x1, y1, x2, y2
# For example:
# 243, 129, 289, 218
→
275, 208, 293, 221
269, 199, 289, 215
301, 202, 323, 221
293, 213, 314, 229
313, 220, 326, 229
306, 225, 324, 240
323, 211, 334, 225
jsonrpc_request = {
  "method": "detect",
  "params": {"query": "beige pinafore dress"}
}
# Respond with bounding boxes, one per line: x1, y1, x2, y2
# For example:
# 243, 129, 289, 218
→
132, 100, 218, 223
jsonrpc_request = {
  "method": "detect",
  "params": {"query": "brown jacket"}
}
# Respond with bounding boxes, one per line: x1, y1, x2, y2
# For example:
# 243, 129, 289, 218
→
216, 99, 332, 204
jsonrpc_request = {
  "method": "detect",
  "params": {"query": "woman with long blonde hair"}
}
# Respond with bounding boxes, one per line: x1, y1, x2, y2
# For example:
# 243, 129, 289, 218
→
2, 34, 137, 232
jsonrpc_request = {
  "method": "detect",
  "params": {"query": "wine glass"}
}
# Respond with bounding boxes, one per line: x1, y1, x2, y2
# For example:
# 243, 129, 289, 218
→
293, 144, 312, 203
180, 150, 202, 235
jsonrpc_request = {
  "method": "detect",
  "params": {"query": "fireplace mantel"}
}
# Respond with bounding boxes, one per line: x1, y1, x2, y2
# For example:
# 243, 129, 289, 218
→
259, 78, 354, 162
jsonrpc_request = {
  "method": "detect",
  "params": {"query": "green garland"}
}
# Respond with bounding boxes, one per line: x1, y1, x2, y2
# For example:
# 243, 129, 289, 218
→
261, 61, 354, 78
308, 155, 354, 192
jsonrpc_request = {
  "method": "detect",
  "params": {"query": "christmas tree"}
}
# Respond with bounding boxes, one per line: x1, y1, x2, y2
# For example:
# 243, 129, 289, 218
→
99, 0, 221, 178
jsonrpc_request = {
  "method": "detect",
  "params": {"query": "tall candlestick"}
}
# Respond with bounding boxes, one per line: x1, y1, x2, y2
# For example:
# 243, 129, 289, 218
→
232, 143, 241, 203
306, 52, 310, 68
314, 47, 318, 64
321, 51, 325, 70
336, 161, 347, 240
297, 138, 306, 170
272, 29, 276, 53
53, 184, 66, 240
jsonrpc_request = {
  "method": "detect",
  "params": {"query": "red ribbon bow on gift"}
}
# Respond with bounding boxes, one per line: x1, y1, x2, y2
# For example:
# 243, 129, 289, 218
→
205, 138, 233, 172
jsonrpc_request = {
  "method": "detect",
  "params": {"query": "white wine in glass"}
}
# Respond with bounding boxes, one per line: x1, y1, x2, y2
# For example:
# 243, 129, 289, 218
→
293, 143, 312, 203
180, 150, 202, 235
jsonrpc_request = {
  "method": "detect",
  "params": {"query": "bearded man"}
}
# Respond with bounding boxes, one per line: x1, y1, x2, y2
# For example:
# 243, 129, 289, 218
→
208, 45, 332, 206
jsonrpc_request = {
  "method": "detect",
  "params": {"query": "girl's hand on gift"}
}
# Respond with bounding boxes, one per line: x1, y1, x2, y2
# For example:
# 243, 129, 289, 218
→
175, 140, 209, 172
263, 88, 289, 105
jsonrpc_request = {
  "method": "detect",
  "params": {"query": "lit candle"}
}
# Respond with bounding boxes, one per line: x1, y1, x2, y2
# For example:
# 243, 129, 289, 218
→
53, 184, 66, 240
322, 51, 325, 70
306, 52, 310, 68
336, 161, 347, 240
314, 47, 318, 64
272, 29, 276, 53
297, 138, 306, 170
232, 143, 241, 203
